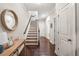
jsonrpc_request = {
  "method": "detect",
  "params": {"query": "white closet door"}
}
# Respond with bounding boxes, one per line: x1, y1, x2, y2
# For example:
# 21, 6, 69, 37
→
58, 4, 76, 56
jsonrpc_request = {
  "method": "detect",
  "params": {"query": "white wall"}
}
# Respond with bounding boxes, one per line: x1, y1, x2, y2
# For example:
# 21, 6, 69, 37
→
44, 10, 56, 44
56, 3, 69, 14
0, 3, 31, 40
38, 20, 46, 37
45, 16, 50, 39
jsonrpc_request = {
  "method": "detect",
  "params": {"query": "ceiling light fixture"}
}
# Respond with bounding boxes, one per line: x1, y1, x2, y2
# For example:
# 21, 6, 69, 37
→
41, 14, 47, 18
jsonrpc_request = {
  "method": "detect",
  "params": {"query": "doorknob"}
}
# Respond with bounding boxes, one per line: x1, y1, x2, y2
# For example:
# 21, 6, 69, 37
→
58, 32, 59, 34
68, 39, 72, 42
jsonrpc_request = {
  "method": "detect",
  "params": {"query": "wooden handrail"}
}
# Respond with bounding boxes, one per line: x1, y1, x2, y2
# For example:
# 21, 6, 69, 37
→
23, 15, 34, 34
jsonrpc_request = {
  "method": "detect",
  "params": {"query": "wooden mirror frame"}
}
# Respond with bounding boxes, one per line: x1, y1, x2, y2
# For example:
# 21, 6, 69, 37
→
1, 9, 18, 31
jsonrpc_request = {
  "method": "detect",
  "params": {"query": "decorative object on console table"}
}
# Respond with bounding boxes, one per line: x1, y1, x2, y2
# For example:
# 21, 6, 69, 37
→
8, 37, 14, 47
0, 45, 4, 54
0, 32, 9, 49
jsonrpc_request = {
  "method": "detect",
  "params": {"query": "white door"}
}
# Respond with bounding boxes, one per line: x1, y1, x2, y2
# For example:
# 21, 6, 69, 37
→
58, 4, 76, 56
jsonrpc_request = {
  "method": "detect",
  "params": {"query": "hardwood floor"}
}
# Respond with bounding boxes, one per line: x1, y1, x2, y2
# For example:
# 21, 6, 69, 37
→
39, 37, 50, 56
25, 37, 56, 56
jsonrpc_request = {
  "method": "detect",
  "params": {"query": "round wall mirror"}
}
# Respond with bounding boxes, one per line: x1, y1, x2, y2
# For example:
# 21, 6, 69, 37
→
1, 9, 18, 31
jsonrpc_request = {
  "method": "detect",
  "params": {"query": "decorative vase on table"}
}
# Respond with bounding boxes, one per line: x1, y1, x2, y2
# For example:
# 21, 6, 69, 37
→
0, 45, 4, 54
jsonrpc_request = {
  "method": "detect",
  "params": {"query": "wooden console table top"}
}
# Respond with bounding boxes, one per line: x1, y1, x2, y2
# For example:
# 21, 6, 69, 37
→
0, 39, 24, 56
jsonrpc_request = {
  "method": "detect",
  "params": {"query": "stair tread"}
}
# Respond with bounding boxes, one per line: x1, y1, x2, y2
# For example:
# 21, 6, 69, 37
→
25, 40, 38, 43
27, 35, 37, 36
29, 28, 37, 30
28, 33, 37, 34
27, 36, 37, 37
29, 29, 37, 31
30, 28, 37, 29
25, 40, 38, 41
28, 33, 37, 35
29, 30, 37, 32
28, 32, 37, 33
27, 37, 37, 38
28, 31, 37, 32
25, 43, 38, 45
30, 26, 37, 28
27, 38, 37, 40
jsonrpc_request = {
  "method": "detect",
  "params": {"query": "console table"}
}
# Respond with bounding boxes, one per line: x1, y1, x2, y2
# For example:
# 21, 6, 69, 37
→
0, 39, 25, 56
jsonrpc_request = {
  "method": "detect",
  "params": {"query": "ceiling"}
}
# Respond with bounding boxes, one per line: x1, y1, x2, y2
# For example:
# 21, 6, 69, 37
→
24, 3, 55, 19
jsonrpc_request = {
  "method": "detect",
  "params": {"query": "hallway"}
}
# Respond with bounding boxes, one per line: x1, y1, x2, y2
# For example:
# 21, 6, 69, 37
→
0, 3, 79, 56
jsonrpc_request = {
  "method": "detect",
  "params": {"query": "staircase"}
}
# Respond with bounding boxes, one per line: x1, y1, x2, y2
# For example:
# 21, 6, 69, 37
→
25, 21, 39, 46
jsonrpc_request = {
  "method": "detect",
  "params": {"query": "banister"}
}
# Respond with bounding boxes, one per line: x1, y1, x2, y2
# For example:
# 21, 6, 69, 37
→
23, 15, 35, 34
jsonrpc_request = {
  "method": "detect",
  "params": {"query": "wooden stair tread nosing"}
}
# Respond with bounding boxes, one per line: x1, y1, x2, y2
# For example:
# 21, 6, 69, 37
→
28, 32, 37, 34
27, 37, 37, 38
25, 40, 38, 41
25, 43, 38, 45
29, 30, 37, 31
27, 35, 37, 36
27, 34, 37, 35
